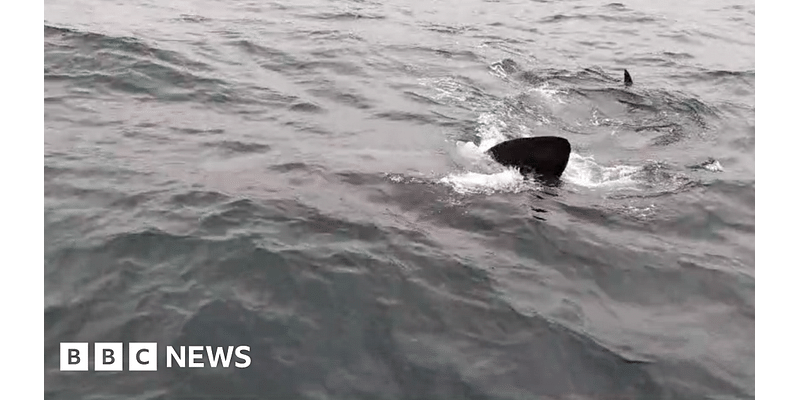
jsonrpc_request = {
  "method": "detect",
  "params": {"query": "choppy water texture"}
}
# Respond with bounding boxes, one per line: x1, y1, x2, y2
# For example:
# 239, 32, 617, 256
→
44, 0, 755, 399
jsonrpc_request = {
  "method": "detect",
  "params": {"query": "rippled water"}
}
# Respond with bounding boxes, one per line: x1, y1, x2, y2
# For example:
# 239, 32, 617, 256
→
44, 0, 755, 399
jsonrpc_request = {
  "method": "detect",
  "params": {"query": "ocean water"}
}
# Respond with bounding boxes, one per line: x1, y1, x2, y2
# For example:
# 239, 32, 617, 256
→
44, 0, 755, 399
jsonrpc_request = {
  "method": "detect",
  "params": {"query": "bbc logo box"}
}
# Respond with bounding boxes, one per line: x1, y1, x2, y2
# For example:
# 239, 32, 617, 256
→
60, 342, 251, 371
59, 343, 88, 371
60, 342, 157, 371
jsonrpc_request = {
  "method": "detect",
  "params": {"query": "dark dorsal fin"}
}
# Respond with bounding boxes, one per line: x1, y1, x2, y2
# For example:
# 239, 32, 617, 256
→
624, 69, 633, 86
487, 136, 572, 179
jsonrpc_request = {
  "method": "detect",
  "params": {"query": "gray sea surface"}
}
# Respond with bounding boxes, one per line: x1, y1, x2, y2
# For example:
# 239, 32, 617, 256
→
44, 0, 755, 399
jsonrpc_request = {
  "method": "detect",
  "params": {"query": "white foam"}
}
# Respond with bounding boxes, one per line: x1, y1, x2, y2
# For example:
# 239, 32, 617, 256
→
474, 112, 507, 151
454, 140, 485, 161
438, 169, 527, 194
527, 83, 566, 104
489, 63, 509, 79
440, 111, 526, 194
703, 159, 724, 172
562, 153, 640, 188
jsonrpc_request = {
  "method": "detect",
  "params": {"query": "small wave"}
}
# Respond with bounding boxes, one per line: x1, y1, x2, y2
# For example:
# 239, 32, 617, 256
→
170, 190, 231, 208
175, 14, 210, 23
45, 24, 212, 73
689, 158, 724, 172
201, 140, 271, 155
416, 76, 492, 110
540, 13, 658, 24
424, 23, 477, 35
307, 86, 373, 110
661, 51, 695, 59
489, 59, 520, 79
44, 23, 244, 104
306, 11, 386, 21
604, 3, 627, 10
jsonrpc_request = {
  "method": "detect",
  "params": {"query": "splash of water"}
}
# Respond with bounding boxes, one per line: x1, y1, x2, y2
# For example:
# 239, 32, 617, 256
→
438, 169, 528, 195
562, 153, 640, 188
436, 79, 642, 194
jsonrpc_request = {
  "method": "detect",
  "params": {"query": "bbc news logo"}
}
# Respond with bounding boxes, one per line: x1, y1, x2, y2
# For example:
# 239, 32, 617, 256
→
60, 343, 251, 371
